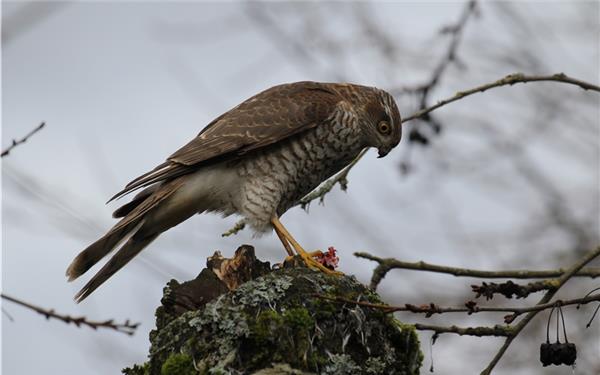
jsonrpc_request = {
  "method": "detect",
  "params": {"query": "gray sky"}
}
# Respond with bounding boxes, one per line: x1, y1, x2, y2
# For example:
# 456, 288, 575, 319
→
2, 2, 599, 374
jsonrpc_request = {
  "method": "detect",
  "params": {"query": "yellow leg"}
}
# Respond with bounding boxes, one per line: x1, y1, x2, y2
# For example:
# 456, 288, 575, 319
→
273, 224, 294, 257
271, 215, 342, 275
283, 250, 323, 264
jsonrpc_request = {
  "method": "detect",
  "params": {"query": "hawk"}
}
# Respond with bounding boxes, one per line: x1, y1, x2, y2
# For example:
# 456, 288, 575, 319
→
66, 81, 402, 302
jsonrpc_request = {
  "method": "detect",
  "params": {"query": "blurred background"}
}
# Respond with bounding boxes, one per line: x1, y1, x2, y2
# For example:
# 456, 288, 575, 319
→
2, 1, 598, 374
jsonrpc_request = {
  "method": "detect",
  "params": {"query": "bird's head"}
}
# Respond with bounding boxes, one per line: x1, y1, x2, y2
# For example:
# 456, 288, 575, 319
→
361, 88, 402, 158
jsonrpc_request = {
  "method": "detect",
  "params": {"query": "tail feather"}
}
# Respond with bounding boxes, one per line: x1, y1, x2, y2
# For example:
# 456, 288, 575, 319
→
74, 233, 158, 303
112, 185, 159, 218
67, 178, 187, 302
65, 220, 141, 282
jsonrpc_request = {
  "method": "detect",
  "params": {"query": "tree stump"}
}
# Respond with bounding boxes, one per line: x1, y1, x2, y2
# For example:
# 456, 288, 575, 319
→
123, 245, 422, 375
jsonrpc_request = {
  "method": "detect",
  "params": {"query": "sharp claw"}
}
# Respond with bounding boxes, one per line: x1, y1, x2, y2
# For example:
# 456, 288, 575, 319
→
271, 216, 342, 276
299, 253, 343, 275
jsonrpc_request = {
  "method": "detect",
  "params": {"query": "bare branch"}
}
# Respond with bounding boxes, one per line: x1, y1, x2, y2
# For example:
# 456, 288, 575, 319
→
2, 307, 15, 322
314, 292, 600, 323
403, 0, 478, 100
312, 294, 509, 337
481, 246, 600, 374
1, 122, 45, 158
402, 73, 600, 124
355, 251, 600, 290
398, 0, 478, 149
471, 280, 555, 300
414, 323, 512, 337
1, 293, 139, 335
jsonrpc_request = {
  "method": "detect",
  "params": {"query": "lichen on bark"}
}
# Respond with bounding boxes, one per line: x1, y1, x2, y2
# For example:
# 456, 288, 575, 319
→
123, 245, 422, 375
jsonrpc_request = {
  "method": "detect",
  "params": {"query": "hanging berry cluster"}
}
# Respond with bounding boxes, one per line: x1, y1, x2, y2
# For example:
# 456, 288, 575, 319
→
540, 304, 576, 367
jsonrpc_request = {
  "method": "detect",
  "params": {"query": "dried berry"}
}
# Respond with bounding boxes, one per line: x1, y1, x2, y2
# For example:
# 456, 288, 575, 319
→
540, 305, 577, 367
540, 343, 576, 367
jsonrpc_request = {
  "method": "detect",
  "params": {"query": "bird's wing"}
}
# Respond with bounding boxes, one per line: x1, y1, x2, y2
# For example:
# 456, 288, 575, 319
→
108, 82, 343, 202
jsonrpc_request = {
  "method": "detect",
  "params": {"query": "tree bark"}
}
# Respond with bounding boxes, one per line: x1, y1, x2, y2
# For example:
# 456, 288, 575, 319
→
123, 245, 422, 375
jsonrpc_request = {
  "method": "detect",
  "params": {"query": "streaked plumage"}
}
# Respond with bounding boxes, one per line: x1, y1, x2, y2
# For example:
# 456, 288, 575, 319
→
66, 81, 402, 302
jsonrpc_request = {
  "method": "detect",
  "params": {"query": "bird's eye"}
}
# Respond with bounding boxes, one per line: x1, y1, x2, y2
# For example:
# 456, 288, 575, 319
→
378, 121, 391, 135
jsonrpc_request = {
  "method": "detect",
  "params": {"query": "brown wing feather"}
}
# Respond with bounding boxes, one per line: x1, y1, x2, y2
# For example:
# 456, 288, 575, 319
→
108, 82, 341, 202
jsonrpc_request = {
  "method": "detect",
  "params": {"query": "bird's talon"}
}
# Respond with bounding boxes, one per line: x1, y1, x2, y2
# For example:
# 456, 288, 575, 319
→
299, 253, 343, 275
271, 216, 343, 276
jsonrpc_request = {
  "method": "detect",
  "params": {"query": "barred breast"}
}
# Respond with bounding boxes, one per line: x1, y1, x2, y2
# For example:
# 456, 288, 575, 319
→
236, 113, 365, 233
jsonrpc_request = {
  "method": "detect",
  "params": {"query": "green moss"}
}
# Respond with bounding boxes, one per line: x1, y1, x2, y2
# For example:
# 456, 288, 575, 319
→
283, 307, 314, 367
311, 298, 339, 321
364, 288, 386, 305
161, 353, 196, 375
252, 309, 285, 343
283, 307, 314, 330
390, 319, 424, 371
243, 308, 315, 369
126, 265, 422, 374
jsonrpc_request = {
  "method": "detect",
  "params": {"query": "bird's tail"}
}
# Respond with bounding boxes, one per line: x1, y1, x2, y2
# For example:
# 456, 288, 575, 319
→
66, 178, 187, 302
72, 231, 158, 303
65, 219, 143, 283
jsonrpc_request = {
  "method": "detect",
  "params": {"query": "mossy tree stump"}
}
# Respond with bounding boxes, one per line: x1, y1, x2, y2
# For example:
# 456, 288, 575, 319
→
123, 245, 422, 375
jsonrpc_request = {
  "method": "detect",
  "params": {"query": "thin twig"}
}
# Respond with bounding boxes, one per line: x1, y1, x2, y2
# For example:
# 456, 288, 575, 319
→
402, 73, 600, 123
1, 122, 45, 157
2, 307, 15, 322
407, 0, 478, 106
1, 293, 139, 335
399, 0, 478, 149
471, 280, 554, 300
413, 323, 511, 337
313, 293, 600, 323
481, 246, 600, 374
354, 251, 600, 290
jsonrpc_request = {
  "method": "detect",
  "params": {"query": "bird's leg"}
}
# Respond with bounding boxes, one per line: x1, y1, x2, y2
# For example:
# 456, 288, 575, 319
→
273, 224, 294, 257
273, 226, 320, 269
271, 215, 342, 275
283, 250, 324, 263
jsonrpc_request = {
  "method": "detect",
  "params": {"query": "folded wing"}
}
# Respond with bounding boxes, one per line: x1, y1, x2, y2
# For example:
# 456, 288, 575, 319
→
108, 82, 342, 202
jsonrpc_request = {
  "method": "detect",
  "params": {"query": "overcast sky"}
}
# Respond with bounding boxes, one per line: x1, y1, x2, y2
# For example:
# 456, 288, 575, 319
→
2, 2, 599, 375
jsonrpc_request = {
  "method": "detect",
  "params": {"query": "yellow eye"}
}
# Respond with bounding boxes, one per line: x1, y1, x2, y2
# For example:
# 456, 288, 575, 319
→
378, 121, 391, 134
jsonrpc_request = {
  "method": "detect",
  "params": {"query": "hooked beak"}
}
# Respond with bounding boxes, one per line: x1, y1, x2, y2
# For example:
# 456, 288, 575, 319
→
377, 148, 390, 158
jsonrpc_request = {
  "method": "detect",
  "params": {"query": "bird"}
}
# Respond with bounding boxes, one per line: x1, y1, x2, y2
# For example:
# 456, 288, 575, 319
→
66, 81, 402, 303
